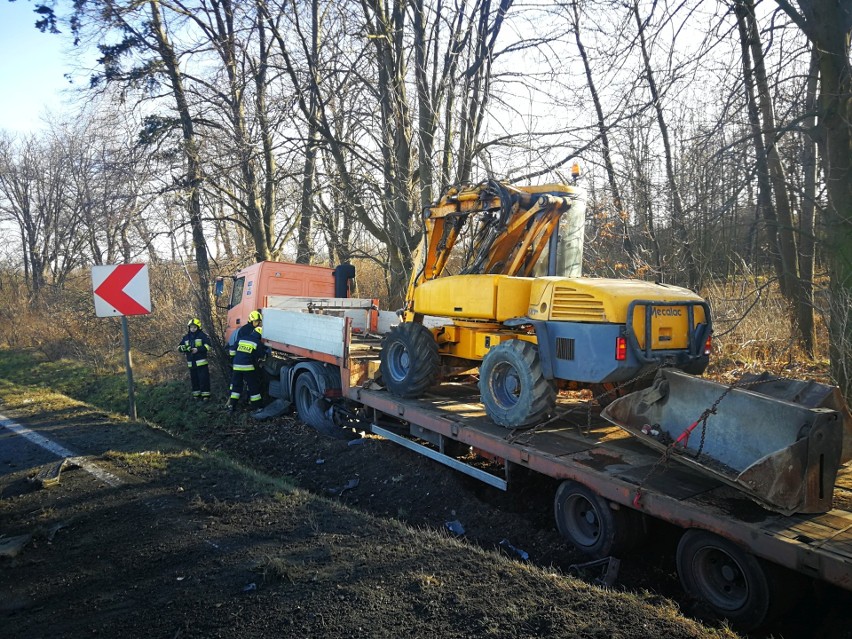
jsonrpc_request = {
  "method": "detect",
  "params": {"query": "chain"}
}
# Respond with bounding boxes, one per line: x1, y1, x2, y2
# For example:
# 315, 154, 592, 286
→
505, 362, 665, 445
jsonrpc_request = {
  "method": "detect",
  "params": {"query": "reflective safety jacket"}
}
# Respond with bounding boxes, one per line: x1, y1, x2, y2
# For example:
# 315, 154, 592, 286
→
231, 324, 264, 371
178, 329, 211, 367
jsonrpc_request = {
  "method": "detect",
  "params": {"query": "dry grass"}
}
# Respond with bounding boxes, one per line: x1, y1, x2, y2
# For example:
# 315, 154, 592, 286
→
0, 263, 834, 388
701, 276, 831, 382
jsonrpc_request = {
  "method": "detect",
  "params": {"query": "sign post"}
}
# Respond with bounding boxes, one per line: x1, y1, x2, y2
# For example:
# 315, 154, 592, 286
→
92, 264, 152, 420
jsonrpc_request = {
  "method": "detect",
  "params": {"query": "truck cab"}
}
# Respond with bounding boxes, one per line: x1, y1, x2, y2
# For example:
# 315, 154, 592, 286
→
217, 261, 341, 342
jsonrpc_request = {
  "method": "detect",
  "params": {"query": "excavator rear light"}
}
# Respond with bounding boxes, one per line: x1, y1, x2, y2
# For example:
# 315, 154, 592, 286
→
703, 335, 712, 356
615, 336, 627, 361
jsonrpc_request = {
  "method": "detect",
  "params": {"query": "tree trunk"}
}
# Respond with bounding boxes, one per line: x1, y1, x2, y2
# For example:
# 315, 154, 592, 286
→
798, 47, 819, 357
297, 0, 320, 265
571, 1, 635, 263
632, 0, 700, 289
149, 0, 218, 357
741, 0, 805, 344
735, 1, 786, 286
773, 0, 852, 396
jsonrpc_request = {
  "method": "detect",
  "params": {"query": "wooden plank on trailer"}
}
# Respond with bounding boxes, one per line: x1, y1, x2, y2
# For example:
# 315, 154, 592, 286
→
687, 485, 777, 525
263, 309, 345, 358
785, 520, 842, 543
615, 463, 724, 500
763, 514, 810, 534
516, 429, 602, 458
811, 512, 852, 531
762, 512, 852, 541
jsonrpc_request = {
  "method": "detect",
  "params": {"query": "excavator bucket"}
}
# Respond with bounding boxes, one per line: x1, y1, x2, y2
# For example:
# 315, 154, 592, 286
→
601, 369, 848, 515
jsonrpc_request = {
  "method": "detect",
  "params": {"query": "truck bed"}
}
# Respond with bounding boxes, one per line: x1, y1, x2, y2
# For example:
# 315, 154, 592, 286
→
348, 382, 852, 591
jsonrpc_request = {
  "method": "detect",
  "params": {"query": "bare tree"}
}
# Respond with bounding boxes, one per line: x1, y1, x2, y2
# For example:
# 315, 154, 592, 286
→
773, 0, 852, 396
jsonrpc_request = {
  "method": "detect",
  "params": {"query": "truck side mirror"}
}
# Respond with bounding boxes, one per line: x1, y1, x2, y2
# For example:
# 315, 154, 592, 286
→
214, 277, 224, 297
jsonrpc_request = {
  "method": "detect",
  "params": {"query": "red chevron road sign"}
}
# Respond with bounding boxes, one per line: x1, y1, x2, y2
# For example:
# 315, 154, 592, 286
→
92, 264, 152, 317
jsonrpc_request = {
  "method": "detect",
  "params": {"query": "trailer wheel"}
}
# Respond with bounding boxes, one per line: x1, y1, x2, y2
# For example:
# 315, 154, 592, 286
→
380, 323, 439, 398
554, 480, 646, 558
479, 340, 556, 427
676, 529, 776, 630
294, 370, 345, 438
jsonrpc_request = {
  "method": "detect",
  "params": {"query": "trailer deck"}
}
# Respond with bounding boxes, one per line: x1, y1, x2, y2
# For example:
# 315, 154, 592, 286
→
259, 303, 852, 615
349, 383, 852, 592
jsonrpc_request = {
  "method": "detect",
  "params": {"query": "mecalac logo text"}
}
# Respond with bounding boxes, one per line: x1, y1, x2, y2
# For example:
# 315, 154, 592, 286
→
652, 308, 682, 317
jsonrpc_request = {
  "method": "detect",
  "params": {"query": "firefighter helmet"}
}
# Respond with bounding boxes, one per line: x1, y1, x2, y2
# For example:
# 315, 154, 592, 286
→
248, 310, 262, 323
188, 318, 202, 329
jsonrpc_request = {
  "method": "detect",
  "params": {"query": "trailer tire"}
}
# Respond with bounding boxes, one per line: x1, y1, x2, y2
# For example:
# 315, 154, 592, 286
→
479, 340, 556, 427
380, 323, 439, 398
294, 368, 345, 439
554, 480, 646, 558
676, 529, 778, 630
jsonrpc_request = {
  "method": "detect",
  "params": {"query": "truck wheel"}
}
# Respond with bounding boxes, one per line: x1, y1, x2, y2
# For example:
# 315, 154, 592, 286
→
294, 370, 343, 438
676, 529, 776, 630
380, 323, 439, 398
554, 480, 646, 558
479, 340, 556, 427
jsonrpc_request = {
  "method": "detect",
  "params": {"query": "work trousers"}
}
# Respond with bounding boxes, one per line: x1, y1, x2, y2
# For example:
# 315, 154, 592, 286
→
229, 368, 262, 407
189, 364, 211, 398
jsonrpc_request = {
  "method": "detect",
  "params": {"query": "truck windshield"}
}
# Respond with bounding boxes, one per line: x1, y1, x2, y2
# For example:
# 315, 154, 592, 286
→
231, 277, 245, 307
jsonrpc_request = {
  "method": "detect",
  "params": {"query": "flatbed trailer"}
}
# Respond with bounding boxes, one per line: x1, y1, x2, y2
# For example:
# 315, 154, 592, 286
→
258, 303, 852, 630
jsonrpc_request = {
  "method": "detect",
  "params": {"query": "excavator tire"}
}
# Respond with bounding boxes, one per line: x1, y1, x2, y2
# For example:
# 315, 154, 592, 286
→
379, 322, 440, 398
479, 340, 556, 427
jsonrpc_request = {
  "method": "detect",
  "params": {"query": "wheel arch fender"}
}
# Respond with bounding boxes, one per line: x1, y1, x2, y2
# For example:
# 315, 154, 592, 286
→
289, 361, 342, 401
504, 319, 554, 379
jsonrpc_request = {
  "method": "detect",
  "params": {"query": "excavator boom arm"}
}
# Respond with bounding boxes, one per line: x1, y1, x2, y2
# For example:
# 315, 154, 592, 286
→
405, 180, 581, 314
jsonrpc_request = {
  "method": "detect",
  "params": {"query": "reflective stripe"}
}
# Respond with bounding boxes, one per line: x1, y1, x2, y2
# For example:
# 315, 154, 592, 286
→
194, 359, 208, 366
249, 394, 262, 402
236, 339, 257, 353
230, 392, 241, 400
201, 392, 211, 397
233, 364, 255, 371
187, 362, 193, 368
194, 339, 204, 347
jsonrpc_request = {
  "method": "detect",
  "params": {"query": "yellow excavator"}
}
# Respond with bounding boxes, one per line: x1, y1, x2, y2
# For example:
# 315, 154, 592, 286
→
379, 176, 712, 427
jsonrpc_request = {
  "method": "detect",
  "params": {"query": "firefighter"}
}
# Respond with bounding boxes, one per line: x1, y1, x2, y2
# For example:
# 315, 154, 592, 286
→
227, 310, 264, 412
178, 318, 211, 400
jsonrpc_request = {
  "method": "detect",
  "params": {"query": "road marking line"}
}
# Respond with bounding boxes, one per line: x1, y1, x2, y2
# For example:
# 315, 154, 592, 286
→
0, 413, 123, 487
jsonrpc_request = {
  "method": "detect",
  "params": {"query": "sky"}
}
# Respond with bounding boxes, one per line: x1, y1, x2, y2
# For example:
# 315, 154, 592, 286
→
0, 1, 82, 133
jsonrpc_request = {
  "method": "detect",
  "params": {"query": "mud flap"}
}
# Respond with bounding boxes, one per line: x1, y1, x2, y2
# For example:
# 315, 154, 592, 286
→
251, 398, 292, 421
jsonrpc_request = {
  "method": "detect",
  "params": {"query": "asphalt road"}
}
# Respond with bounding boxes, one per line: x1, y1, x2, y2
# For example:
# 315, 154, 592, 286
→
0, 414, 63, 479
